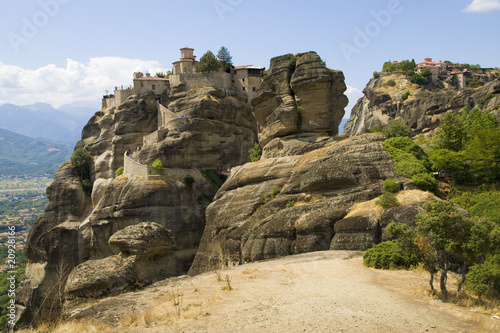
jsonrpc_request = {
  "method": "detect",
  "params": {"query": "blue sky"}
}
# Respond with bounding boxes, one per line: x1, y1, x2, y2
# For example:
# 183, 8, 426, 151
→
0, 0, 499, 114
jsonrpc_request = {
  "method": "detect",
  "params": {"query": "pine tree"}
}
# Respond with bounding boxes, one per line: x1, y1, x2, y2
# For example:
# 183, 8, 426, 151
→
198, 50, 220, 73
217, 46, 233, 72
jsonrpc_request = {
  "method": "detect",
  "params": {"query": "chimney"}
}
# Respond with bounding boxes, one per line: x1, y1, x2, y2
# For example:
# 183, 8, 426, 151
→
146, 73, 151, 77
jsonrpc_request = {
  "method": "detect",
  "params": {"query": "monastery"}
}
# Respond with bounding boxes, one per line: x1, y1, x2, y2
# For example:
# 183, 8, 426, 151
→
102, 47, 265, 109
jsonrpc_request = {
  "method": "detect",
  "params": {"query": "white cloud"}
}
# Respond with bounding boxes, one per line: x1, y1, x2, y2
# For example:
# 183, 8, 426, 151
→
344, 85, 363, 118
0, 57, 171, 108
463, 0, 500, 12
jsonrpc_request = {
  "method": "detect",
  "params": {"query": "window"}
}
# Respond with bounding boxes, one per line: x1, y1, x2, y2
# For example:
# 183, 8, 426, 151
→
243, 87, 245, 91
152, 84, 156, 90
232, 79, 234, 83
141, 82, 144, 87
253, 87, 256, 92
242, 78, 245, 82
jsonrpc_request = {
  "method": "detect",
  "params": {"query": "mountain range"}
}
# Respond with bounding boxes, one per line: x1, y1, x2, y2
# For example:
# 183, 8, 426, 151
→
0, 128, 72, 176
0, 102, 97, 144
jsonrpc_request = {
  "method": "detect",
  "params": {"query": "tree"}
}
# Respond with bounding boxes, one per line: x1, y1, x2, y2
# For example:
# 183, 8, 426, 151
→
217, 46, 233, 72
382, 61, 395, 72
382, 119, 411, 138
198, 50, 220, 73
414, 200, 497, 299
416, 201, 465, 300
433, 112, 466, 152
71, 148, 93, 193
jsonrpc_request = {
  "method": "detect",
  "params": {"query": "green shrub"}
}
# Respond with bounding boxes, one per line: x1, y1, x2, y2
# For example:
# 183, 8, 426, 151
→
383, 79, 396, 87
383, 178, 399, 193
367, 125, 382, 134
411, 173, 438, 193
287, 201, 295, 208
384, 137, 431, 178
290, 55, 298, 70
382, 119, 411, 138
184, 174, 195, 186
452, 190, 500, 224
376, 192, 400, 208
262, 187, 281, 203
465, 255, 500, 298
152, 159, 163, 171
401, 91, 410, 100
363, 240, 419, 269
476, 93, 494, 107
395, 159, 428, 178
373, 71, 380, 79
115, 166, 124, 177
249, 143, 262, 162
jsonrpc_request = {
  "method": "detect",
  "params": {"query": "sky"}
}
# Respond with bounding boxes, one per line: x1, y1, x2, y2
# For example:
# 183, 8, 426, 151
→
0, 0, 499, 116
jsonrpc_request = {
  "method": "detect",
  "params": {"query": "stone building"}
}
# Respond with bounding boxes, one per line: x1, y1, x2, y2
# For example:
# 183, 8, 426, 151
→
133, 72, 169, 95
172, 47, 198, 74
232, 65, 265, 102
103, 47, 265, 108
416, 57, 447, 82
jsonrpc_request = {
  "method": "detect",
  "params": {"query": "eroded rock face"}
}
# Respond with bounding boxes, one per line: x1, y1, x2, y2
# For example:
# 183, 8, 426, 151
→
17, 82, 256, 327
137, 87, 256, 169
344, 76, 500, 136
252, 52, 348, 147
189, 134, 399, 275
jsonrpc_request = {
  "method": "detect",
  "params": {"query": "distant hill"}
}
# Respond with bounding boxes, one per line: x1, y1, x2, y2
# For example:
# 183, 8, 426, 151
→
0, 128, 72, 176
0, 103, 96, 144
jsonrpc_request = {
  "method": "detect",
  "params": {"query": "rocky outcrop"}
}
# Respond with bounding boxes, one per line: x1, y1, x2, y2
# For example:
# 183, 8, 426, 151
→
16, 80, 256, 327
138, 87, 256, 169
252, 52, 348, 147
344, 76, 500, 136
189, 134, 400, 275
65, 222, 177, 299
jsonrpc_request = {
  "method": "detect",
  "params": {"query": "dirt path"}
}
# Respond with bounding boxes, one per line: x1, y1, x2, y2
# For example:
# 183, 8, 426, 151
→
64, 251, 499, 333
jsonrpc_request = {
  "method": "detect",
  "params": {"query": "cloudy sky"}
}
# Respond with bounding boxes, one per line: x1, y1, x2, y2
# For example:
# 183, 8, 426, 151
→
0, 0, 499, 114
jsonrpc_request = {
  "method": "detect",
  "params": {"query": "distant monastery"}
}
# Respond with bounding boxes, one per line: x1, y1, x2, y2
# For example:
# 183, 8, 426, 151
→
103, 47, 265, 109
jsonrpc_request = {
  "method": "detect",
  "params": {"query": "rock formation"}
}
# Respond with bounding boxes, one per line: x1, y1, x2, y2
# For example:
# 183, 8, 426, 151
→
344, 75, 500, 136
189, 134, 404, 275
252, 52, 348, 147
189, 52, 401, 275
16, 78, 256, 327
65, 222, 176, 299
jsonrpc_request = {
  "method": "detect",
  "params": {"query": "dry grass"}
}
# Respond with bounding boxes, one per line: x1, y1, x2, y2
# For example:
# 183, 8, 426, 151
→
345, 197, 384, 219
242, 268, 261, 275
345, 190, 434, 220
17, 320, 113, 333
395, 189, 435, 205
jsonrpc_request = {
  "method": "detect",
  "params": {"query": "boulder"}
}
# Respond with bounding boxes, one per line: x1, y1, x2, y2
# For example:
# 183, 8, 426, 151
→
65, 222, 178, 299
109, 222, 175, 256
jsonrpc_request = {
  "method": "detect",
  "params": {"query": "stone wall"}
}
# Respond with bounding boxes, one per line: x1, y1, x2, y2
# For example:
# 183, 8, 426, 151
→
123, 153, 148, 179
169, 73, 232, 90
102, 89, 135, 109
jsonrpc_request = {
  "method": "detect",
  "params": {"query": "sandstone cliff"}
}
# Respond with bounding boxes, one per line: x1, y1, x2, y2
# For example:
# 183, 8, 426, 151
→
189, 52, 400, 275
16, 80, 256, 327
344, 75, 500, 136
